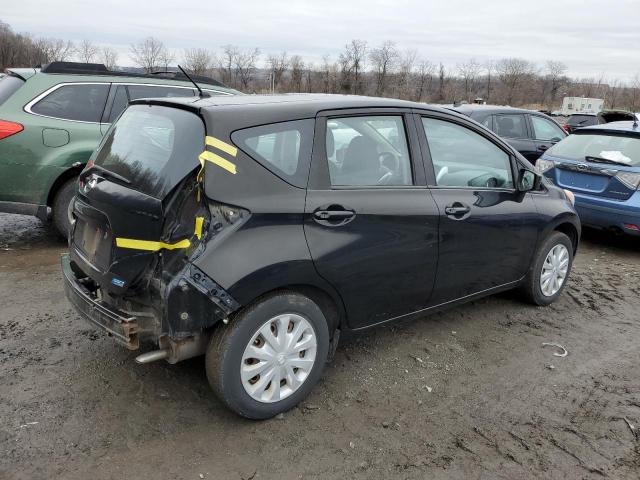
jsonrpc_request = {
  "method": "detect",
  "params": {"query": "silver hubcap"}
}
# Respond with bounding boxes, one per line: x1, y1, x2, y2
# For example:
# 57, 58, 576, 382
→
540, 244, 569, 296
240, 313, 317, 403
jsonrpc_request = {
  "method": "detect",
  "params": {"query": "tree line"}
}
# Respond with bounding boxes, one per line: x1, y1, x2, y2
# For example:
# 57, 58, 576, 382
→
2, 19, 639, 112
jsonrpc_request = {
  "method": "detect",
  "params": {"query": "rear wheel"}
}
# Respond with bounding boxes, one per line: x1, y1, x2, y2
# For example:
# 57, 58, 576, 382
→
52, 178, 78, 238
205, 291, 330, 419
521, 231, 573, 306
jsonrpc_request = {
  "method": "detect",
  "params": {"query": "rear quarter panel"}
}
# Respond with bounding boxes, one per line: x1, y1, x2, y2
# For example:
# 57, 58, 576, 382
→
0, 75, 103, 204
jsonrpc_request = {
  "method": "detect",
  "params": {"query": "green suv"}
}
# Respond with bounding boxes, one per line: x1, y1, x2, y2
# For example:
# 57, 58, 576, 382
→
0, 62, 237, 235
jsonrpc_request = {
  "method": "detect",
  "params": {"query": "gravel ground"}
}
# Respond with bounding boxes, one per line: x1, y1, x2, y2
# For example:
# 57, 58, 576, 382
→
0, 213, 639, 480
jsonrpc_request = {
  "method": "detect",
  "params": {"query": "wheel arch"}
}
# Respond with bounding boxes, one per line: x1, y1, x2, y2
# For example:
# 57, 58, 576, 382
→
233, 283, 345, 338
553, 221, 580, 254
46, 164, 84, 207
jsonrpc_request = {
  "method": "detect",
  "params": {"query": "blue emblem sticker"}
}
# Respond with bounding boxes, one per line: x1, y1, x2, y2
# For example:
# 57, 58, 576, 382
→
111, 277, 125, 287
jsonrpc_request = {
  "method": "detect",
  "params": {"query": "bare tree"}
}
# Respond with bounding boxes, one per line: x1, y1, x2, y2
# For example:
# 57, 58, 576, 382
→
233, 48, 260, 90
289, 55, 305, 92
457, 58, 482, 102
77, 39, 98, 63
607, 79, 620, 109
183, 48, 213, 75
369, 41, 398, 96
219, 44, 238, 86
414, 60, 435, 102
101, 47, 118, 70
130, 37, 166, 72
267, 52, 289, 92
496, 58, 534, 105
484, 60, 495, 103
544, 60, 567, 108
396, 49, 417, 99
36, 38, 75, 63
437, 63, 447, 102
339, 40, 367, 94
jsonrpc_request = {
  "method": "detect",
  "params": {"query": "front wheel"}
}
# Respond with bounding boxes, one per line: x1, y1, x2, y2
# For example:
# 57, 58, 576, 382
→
205, 292, 330, 419
521, 231, 574, 306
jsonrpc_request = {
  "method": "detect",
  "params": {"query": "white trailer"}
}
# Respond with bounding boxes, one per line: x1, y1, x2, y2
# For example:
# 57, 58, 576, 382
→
561, 97, 604, 115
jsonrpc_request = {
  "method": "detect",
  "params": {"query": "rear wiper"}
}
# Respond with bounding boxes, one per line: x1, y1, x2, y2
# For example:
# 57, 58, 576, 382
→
584, 155, 630, 166
84, 164, 131, 185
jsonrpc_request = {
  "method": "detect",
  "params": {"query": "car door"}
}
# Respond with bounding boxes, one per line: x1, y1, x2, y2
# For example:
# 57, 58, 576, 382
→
416, 112, 539, 305
304, 109, 440, 329
493, 113, 538, 162
529, 114, 567, 160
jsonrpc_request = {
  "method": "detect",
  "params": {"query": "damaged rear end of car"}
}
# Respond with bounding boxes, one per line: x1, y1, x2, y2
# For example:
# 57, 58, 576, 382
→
62, 100, 246, 363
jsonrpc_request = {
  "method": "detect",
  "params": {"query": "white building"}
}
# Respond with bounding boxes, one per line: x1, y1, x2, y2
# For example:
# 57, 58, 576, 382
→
561, 97, 604, 115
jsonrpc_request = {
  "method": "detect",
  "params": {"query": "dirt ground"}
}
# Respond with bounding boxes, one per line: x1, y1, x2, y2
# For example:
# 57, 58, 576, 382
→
1, 213, 638, 480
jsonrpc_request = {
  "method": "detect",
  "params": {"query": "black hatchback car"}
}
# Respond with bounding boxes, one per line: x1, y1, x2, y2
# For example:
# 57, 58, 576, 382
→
62, 94, 580, 419
450, 105, 568, 164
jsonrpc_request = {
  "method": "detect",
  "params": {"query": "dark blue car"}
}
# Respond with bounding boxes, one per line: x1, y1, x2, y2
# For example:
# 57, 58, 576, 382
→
538, 121, 640, 236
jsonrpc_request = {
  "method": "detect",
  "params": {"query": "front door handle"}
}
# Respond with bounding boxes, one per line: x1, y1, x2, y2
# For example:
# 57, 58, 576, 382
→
312, 205, 356, 226
314, 210, 355, 220
444, 204, 470, 216
537, 144, 549, 152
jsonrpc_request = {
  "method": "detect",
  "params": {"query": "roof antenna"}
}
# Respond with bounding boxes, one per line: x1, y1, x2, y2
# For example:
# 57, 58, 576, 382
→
177, 65, 209, 98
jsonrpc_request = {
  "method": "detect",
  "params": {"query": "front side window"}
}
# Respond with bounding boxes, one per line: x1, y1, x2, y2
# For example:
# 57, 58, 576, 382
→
494, 114, 527, 139
531, 116, 565, 141
31, 83, 109, 122
422, 117, 514, 189
326, 115, 412, 187
232, 119, 314, 188
94, 105, 204, 198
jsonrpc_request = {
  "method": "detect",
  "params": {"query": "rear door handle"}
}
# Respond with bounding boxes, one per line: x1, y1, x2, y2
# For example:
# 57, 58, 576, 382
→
444, 204, 470, 216
537, 145, 549, 152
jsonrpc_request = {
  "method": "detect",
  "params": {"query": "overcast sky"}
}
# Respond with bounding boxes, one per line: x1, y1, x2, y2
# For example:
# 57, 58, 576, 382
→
3, 0, 639, 80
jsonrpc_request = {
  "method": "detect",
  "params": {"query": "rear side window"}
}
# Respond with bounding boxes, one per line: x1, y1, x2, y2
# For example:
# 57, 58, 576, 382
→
127, 85, 195, 100
31, 84, 109, 122
325, 116, 413, 187
232, 119, 314, 187
94, 105, 204, 198
0, 75, 25, 106
494, 114, 527, 139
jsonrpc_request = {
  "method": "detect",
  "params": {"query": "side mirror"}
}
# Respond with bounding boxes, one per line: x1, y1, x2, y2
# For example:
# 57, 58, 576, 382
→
517, 168, 538, 192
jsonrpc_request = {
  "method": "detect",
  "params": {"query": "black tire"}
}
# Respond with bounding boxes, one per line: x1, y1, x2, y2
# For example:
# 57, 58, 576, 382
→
521, 231, 574, 306
206, 291, 330, 419
52, 178, 78, 239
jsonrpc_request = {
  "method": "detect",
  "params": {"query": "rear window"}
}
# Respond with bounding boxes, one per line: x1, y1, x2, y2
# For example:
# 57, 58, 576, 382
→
567, 115, 598, 126
546, 134, 640, 166
31, 83, 109, 122
231, 119, 314, 187
0, 75, 25, 106
93, 105, 204, 198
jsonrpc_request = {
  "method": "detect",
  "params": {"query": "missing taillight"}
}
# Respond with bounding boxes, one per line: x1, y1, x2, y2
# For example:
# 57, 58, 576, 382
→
0, 120, 23, 140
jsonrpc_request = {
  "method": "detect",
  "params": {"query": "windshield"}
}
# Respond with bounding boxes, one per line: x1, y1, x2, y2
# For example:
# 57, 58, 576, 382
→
546, 133, 640, 167
93, 105, 204, 198
0, 75, 25, 106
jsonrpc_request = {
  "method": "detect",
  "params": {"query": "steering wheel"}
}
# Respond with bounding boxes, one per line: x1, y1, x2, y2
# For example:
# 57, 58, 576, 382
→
379, 152, 399, 173
436, 166, 449, 184
377, 171, 394, 185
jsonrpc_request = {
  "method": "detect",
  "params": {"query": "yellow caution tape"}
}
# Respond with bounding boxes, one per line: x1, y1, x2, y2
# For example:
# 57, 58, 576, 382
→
194, 216, 204, 240
206, 136, 238, 157
115, 237, 191, 251
199, 150, 237, 175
